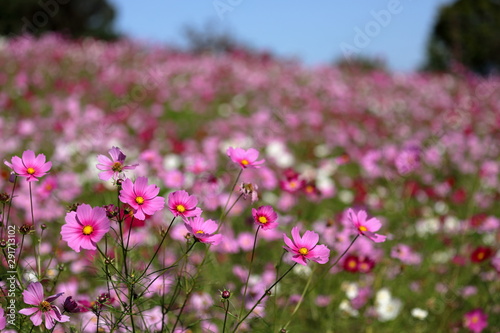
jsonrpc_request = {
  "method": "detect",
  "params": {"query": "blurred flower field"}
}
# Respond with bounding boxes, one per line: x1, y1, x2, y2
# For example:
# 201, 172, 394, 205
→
0, 35, 499, 332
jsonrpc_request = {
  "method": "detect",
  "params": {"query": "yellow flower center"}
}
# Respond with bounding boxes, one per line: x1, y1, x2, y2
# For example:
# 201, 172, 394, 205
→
176, 204, 186, 213
135, 196, 145, 205
196, 230, 204, 234
27, 167, 35, 175
40, 300, 52, 312
299, 247, 308, 255
471, 316, 479, 324
241, 159, 249, 166
359, 226, 368, 232
348, 260, 357, 269
111, 161, 123, 172
258, 216, 268, 224
477, 252, 485, 260
82, 225, 94, 235
289, 181, 297, 189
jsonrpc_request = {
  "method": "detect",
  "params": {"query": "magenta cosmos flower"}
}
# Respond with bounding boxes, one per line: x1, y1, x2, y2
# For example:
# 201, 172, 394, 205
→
0, 307, 5, 330
227, 147, 265, 169
119, 177, 165, 220
347, 208, 386, 243
283, 226, 330, 265
464, 309, 488, 333
4, 150, 52, 182
19, 282, 70, 330
395, 146, 421, 175
184, 216, 222, 245
167, 190, 202, 217
96, 146, 138, 181
252, 205, 279, 230
61, 204, 110, 252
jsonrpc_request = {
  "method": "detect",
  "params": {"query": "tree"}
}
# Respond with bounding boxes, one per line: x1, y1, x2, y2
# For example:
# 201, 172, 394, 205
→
182, 21, 248, 55
0, 0, 118, 40
423, 0, 500, 75
334, 55, 387, 73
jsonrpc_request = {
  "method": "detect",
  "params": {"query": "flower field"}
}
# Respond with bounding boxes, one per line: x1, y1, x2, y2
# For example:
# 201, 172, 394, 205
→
0, 34, 499, 332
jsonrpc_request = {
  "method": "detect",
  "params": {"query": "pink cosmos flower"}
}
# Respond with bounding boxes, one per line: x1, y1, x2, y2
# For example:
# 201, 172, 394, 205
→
391, 244, 422, 265
283, 226, 330, 265
18, 282, 70, 330
239, 183, 259, 202
167, 190, 202, 218
492, 256, 500, 273
227, 147, 265, 169
252, 205, 279, 230
347, 208, 386, 243
61, 204, 111, 252
4, 150, 52, 182
119, 177, 165, 220
464, 309, 488, 333
237, 232, 256, 251
0, 307, 5, 330
184, 216, 222, 245
395, 146, 421, 175
96, 146, 138, 181
280, 170, 305, 193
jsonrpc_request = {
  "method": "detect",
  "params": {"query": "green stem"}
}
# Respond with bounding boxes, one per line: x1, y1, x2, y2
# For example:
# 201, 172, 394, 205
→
221, 194, 243, 221
136, 216, 176, 282
3, 175, 17, 237
222, 300, 230, 333
280, 235, 359, 329
28, 182, 42, 279
238, 226, 260, 321
171, 291, 190, 332
96, 245, 126, 281
282, 266, 315, 330
232, 263, 297, 332
126, 216, 135, 249
136, 241, 197, 299
221, 169, 242, 219
118, 216, 128, 278
325, 235, 359, 273
129, 289, 136, 333
28, 182, 35, 227
15, 235, 25, 271
116, 184, 129, 278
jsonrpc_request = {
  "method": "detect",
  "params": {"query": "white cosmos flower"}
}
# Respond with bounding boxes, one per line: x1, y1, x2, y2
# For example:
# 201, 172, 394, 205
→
339, 299, 359, 317
411, 307, 428, 320
375, 288, 402, 321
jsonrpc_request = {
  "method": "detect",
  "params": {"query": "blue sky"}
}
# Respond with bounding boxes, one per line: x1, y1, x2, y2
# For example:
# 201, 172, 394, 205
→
108, 0, 454, 72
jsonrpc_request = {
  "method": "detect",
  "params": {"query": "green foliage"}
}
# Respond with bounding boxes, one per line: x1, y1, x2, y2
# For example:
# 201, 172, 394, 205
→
335, 55, 388, 73
0, 0, 118, 40
423, 0, 500, 74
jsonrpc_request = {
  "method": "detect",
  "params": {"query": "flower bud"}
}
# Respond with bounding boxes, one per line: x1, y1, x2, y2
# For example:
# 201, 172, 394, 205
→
63, 296, 81, 313
103, 204, 118, 218
221, 289, 231, 299
20, 224, 34, 235
0, 192, 10, 204
67, 203, 81, 212
8, 172, 16, 183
